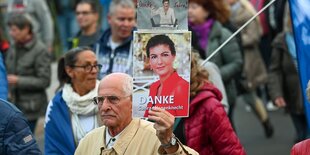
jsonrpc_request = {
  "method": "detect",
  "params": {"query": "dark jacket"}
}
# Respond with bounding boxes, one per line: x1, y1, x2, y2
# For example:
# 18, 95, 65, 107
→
5, 37, 51, 120
68, 28, 103, 49
94, 28, 134, 78
268, 32, 303, 114
184, 83, 246, 155
0, 98, 41, 155
206, 21, 243, 105
53, 0, 80, 15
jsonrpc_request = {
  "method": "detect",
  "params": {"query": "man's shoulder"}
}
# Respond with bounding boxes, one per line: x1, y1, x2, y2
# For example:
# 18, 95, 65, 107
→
0, 99, 20, 117
76, 126, 105, 153
84, 126, 106, 139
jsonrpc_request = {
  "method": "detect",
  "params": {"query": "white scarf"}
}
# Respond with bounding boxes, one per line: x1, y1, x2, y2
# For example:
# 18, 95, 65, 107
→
62, 80, 100, 144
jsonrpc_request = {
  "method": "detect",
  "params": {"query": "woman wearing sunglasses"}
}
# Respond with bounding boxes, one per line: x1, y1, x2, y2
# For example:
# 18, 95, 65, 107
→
45, 46, 102, 154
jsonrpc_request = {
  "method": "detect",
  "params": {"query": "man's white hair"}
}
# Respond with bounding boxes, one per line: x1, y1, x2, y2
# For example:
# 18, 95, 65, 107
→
109, 0, 135, 16
102, 73, 133, 96
122, 73, 133, 96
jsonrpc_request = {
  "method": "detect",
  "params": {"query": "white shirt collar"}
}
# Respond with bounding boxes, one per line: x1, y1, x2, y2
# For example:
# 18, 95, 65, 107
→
105, 128, 121, 149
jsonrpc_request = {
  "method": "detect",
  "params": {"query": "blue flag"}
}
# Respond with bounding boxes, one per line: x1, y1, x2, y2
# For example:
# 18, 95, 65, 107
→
289, 0, 310, 129
45, 91, 76, 155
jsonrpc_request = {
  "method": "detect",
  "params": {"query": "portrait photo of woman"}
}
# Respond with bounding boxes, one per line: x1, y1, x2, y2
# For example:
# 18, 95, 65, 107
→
151, 0, 176, 26
132, 33, 191, 117
137, 0, 188, 30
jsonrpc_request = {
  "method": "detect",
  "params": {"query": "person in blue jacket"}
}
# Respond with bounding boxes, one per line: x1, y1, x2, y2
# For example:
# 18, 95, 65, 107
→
94, 0, 136, 78
0, 52, 8, 100
0, 98, 41, 155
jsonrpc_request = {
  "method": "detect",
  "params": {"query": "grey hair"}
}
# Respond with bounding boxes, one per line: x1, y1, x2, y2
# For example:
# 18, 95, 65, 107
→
109, 0, 135, 15
122, 73, 133, 96
102, 73, 133, 96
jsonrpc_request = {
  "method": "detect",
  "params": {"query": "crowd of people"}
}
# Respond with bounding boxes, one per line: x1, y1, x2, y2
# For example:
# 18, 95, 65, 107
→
0, 0, 310, 154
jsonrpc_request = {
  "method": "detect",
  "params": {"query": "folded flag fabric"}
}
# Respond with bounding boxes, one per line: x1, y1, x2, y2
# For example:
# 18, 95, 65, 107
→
289, 0, 310, 129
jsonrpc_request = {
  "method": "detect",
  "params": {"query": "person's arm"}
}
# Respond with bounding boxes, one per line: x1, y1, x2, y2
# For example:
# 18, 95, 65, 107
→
170, 8, 176, 25
4, 111, 41, 155
148, 107, 199, 155
220, 29, 243, 82
16, 48, 51, 90
151, 7, 161, 17
240, 18, 261, 48
267, 35, 284, 103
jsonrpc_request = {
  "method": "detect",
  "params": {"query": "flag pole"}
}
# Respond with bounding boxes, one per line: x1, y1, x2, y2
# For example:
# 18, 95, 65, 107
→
200, 0, 277, 66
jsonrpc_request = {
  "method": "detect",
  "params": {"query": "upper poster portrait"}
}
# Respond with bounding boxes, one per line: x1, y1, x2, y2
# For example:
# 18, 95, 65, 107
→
137, 0, 188, 30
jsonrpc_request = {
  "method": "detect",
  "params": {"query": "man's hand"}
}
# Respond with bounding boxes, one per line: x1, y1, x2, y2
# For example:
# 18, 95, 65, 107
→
148, 107, 178, 153
7, 74, 19, 86
274, 97, 286, 108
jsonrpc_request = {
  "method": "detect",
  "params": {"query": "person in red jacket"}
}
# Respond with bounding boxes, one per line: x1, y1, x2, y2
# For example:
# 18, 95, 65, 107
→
291, 139, 310, 155
144, 34, 189, 117
174, 52, 246, 155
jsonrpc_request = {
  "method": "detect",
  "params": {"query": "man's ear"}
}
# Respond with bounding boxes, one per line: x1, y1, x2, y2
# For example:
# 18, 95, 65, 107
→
107, 14, 112, 25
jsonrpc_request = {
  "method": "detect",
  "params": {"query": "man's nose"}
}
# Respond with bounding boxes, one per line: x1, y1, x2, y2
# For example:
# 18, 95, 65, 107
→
100, 98, 110, 111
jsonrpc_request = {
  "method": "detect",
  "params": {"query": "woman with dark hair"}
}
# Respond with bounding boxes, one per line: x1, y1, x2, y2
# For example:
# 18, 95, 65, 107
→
144, 34, 189, 117
174, 52, 246, 155
45, 47, 102, 154
188, 0, 242, 128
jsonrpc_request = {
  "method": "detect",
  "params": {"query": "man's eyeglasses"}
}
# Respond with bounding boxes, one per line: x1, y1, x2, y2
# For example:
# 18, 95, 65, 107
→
93, 95, 130, 106
75, 11, 94, 16
71, 64, 102, 73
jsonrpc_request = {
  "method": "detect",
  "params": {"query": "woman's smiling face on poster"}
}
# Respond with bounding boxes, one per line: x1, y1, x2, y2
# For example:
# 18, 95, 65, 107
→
149, 44, 176, 78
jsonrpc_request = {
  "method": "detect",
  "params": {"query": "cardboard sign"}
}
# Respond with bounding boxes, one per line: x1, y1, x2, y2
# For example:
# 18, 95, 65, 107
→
132, 31, 191, 117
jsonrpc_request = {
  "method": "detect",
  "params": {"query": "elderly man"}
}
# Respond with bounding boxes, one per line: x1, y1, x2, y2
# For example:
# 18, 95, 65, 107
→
94, 0, 136, 78
75, 73, 198, 155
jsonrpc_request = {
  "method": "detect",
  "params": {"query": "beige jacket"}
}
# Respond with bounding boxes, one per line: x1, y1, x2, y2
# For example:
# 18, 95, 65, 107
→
75, 118, 198, 155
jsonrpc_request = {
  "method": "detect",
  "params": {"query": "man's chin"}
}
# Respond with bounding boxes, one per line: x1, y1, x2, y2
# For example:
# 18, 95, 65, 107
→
102, 120, 116, 127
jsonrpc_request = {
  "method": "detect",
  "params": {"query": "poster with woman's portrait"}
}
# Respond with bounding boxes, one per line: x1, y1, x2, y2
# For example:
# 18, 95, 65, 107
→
137, 0, 188, 30
132, 31, 191, 118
